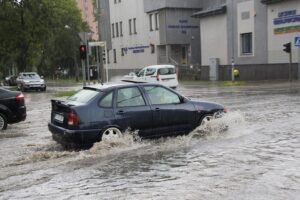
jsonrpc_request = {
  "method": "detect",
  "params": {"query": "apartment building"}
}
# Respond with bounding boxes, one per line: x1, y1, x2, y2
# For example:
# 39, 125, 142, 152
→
77, 0, 98, 40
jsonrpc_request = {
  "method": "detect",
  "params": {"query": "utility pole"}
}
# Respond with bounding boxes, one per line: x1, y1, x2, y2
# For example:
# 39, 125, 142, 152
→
283, 42, 292, 81
231, 0, 235, 82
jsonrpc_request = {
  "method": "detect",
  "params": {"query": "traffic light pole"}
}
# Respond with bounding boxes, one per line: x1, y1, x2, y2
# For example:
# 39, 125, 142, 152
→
289, 50, 292, 82
81, 59, 86, 87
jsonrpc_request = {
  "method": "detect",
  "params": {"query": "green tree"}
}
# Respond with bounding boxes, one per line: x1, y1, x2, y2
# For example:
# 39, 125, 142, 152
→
0, 0, 88, 77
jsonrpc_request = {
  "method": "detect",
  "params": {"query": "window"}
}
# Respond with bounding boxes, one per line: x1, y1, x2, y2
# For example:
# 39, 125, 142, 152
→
112, 23, 115, 38
158, 68, 176, 75
149, 14, 153, 31
68, 89, 99, 103
129, 19, 132, 35
145, 68, 156, 76
137, 69, 145, 77
133, 18, 137, 34
120, 21, 123, 36
241, 32, 253, 55
144, 86, 180, 105
99, 92, 113, 108
113, 49, 117, 63
117, 87, 145, 107
155, 13, 159, 30
116, 22, 119, 37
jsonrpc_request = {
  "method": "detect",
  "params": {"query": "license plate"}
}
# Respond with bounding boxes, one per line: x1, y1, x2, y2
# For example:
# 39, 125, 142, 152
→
54, 114, 64, 122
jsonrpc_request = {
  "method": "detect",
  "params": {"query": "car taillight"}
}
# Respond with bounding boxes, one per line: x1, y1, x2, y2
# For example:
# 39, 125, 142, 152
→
16, 93, 24, 101
156, 73, 160, 81
68, 112, 80, 126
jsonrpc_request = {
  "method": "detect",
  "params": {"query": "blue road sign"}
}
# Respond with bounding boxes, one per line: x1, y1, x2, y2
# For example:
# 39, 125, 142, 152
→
295, 36, 300, 47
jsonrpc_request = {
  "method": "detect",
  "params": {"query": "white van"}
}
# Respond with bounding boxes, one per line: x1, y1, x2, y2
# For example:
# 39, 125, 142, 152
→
123, 65, 178, 88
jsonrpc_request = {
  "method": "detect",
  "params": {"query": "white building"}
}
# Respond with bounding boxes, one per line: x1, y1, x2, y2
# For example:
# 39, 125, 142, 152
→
98, 0, 202, 79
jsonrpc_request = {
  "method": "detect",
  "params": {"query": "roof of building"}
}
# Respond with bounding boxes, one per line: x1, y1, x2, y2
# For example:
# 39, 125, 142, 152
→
191, 4, 227, 18
261, 0, 287, 4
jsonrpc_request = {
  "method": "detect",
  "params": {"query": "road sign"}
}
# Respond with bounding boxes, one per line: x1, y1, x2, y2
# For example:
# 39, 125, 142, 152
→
295, 36, 300, 47
89, 41, 106, 47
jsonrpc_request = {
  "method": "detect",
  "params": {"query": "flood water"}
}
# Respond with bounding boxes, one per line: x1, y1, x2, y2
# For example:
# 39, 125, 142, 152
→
0, 82, 300, 200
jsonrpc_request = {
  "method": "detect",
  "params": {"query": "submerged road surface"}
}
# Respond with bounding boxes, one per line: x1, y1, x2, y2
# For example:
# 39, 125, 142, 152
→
0, 82, 299, 200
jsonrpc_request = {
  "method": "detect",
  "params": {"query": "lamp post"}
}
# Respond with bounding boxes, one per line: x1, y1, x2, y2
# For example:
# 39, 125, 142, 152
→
231, 0, 235, 82
64, 25, 80, 82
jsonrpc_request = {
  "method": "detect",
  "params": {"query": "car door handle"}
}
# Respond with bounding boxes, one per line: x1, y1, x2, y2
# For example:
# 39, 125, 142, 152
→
116, 110, 125, 115
154, 108, 160, 112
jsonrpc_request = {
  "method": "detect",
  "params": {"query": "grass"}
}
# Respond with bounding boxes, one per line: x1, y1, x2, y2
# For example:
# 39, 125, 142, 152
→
54, 90, 77, 97
179, 80, 246, 86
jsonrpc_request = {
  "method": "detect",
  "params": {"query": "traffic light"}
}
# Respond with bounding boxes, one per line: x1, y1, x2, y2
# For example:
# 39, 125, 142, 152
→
283, 42, 291, 53
79, 45, 87, 60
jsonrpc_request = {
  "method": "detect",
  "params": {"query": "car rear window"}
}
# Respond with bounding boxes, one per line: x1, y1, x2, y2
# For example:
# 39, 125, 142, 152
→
67, 89, 99, 103
158, 68, 176, 75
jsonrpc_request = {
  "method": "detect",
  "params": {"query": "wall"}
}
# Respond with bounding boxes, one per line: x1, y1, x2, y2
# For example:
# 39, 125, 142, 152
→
200, 14, 228, 65
108, 0, 159, 70
267, 0, 300, 63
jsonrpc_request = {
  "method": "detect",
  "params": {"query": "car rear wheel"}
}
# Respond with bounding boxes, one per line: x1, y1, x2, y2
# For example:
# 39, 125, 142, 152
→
101, 127, 122, 142
0, 113, 8, 130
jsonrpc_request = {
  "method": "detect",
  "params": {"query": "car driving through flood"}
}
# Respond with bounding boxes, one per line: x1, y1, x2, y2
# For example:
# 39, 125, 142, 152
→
48, 82, 226, 147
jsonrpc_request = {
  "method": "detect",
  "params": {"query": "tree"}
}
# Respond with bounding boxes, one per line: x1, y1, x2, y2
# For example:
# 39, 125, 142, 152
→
0, 0, 88, 77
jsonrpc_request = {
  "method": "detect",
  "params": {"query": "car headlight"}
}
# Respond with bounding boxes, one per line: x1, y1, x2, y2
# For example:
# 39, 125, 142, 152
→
24, 80, 30, 83
40, 79, 45, 84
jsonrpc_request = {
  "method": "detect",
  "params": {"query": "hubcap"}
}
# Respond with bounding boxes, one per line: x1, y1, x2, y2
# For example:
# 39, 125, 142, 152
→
101, 128, 122, 142
201, 116, 213, 127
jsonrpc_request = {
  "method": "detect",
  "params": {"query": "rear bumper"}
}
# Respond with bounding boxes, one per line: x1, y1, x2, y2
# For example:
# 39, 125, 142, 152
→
8, 107, 26, 124
48, 122, 101, 147
23, 84, 46, 89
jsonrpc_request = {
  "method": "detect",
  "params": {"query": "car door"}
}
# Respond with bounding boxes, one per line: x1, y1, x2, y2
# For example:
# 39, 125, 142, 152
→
114, 86, 152, 138
143, 85, 196, 136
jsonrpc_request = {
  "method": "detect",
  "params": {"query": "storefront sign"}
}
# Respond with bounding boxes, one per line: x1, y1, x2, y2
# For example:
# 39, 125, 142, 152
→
123, 45, 149, 54
273, 10, 300, 34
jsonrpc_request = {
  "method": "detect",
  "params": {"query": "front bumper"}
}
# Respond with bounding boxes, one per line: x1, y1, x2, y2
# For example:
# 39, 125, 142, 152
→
23, 83, 46, 89
48, 122, 101, 147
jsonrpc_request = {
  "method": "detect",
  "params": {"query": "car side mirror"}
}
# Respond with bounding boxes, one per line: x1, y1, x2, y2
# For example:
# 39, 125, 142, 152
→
41, 76, 44, 79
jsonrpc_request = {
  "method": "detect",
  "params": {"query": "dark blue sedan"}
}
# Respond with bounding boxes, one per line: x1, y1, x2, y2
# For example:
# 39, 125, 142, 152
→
48, 82, 226, 147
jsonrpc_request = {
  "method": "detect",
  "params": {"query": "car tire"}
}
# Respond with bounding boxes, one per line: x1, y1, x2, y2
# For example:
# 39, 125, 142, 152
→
200, 115, 213, 127
101, 127, 122, 142
0, 113, 8, 130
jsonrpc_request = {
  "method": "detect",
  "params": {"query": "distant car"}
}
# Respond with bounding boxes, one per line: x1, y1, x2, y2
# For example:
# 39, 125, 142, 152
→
48, 82, 226, 147
16, 72, 46, 92
123, 65, 179, 88
3, 75, 18, 86
0, 88, 26, 130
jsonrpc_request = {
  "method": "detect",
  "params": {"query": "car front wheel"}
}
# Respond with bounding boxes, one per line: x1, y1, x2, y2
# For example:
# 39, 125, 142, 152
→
101, 127, 122, 142
0, 113, 8, 130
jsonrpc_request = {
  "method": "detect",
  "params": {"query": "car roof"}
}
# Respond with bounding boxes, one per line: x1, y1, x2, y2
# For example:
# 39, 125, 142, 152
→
20, 72, 38, 75
84, 81, 162, 91
142, 65, 175, 69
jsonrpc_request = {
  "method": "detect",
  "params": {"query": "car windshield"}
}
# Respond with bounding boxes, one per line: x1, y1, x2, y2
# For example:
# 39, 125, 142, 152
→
67, 89, 99, 103
23, 74, 40, 80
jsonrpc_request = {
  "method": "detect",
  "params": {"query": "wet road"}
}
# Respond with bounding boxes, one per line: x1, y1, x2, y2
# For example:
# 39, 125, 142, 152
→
0, 82, 300, 200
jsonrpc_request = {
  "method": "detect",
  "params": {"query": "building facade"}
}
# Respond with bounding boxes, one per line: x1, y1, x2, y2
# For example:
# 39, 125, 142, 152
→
98, 0, 202, 78
98, 0, 300, 81
76, 0, 98, 40
193, 0, 300, 81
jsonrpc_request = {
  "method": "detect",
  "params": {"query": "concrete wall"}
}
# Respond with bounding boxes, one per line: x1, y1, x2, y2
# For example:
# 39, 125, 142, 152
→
99, 0, 112, 49
178, 63, 299, 81
144, 0, 202, 13
200, 14, 228, 65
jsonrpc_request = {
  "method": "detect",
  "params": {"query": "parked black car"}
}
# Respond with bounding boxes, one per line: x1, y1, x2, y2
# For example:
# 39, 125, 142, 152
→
48, 82, 226, 147
0, 88, 26, 130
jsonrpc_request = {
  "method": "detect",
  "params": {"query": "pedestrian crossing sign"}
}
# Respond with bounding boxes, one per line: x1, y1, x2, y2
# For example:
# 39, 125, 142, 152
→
295, 37, 300, 47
